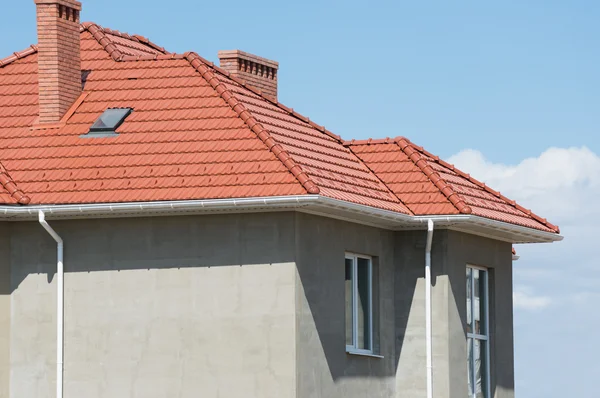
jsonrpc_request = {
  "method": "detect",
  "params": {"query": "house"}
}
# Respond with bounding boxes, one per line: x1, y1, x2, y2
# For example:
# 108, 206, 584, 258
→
0, 1, 561, 397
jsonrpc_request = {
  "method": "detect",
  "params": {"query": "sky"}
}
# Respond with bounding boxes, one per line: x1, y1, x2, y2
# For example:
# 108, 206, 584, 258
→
2, 0, 598, 396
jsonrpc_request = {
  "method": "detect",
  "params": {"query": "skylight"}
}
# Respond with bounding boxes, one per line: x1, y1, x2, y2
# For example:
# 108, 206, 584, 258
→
86, 108, 133, 137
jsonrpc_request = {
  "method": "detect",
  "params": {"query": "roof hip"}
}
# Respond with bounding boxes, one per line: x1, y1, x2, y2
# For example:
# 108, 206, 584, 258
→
0, 162, 30, 205
184, 52, 320, 195
408, 139, 561, 233
395, 137, 473, 214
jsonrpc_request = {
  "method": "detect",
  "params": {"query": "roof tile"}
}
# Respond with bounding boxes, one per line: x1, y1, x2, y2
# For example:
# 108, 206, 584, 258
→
0, 22, 557, 234
348, 138, 558, 233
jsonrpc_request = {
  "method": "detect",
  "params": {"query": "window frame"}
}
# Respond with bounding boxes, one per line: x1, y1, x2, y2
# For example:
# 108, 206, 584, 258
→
345, 252, 374, 355
466, 264, 492, 398
87, 108, 133, 136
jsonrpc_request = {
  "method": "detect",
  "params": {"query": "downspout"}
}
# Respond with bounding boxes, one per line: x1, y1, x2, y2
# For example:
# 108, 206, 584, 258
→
425, 219, 434, 398
38, 211, 64, 398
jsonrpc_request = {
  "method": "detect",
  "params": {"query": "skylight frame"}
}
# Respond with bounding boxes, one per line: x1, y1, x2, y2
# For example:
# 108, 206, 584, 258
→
84, 108, 133, 137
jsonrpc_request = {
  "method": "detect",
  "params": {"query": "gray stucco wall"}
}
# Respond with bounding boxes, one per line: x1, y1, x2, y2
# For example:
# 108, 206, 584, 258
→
446, 230, 514, 398
0, 223, 9, 398
394, 230, 450, 398
394, 229, 514, 398
4, 211, 515, 398
8, 213, 297, 398
294, 213, 397, 398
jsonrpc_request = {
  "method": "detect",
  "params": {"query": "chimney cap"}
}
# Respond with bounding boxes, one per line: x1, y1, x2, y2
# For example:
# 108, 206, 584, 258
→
218, 50, 278, 69
34, 0, 82, 11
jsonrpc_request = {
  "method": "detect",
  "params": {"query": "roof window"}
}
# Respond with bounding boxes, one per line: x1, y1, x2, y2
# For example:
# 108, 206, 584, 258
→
84, 108, 132, 137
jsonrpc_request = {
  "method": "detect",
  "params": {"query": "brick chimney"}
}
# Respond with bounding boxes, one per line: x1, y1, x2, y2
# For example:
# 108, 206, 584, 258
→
218, 50, 279, 101
35, 0, 82, 124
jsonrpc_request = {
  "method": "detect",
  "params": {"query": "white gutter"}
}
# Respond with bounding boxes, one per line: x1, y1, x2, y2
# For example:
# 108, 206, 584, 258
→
0, 195, 561, 243
1, 195, 320, 218
425, 219, 434, 398
38, 211, 64, 398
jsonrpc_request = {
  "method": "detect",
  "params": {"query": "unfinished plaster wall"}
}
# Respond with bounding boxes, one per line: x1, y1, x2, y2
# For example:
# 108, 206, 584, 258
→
0, 223, 9, 398
5, 209, 516, 398
294, 213, 397, 397
393, 229, 514, 398
8, 213, 297, 398
393, 229, 450, 398
446, 230, 514, 398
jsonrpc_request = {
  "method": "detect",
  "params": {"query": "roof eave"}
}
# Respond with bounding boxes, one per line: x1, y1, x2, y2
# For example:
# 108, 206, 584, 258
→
414, 214, 563, 244
0, 196, 561, 244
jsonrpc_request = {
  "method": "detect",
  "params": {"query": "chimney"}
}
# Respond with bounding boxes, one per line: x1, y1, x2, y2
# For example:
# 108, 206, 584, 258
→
218, 50, 279, 101
35, 0, 82, 124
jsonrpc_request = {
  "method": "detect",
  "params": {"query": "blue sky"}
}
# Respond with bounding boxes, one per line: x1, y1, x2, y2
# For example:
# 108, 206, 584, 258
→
2, 1, 598, 396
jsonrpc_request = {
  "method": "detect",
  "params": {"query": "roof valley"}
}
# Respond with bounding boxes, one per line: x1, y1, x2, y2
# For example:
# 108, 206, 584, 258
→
345, 144, 414, 214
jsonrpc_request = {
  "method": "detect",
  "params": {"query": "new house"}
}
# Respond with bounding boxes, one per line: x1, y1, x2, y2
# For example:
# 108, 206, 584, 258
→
0, 1, 561, 397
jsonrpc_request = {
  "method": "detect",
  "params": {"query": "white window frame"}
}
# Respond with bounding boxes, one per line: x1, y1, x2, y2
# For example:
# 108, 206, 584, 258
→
467, 265, 492, 398
345, 253, 374, 355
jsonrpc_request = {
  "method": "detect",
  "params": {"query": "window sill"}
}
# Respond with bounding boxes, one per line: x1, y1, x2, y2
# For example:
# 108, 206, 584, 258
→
346, 350, 384, 359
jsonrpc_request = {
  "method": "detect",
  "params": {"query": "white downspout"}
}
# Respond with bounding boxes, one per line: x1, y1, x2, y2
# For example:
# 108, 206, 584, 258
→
425, 219, 434, 398
38, 211, 64, 398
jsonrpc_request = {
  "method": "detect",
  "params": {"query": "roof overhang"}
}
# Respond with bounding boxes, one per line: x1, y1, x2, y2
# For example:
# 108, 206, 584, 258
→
0, 195, 562, 244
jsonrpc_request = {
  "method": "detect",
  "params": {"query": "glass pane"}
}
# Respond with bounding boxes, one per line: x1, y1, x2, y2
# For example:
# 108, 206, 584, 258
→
90, 108, 132, 131
473, 269, 486, 335
474, 339, 488, 398
467, 337, 474, 396
345, 258, 354, 346
466, 268, 472, 333
357, 257, 371, 350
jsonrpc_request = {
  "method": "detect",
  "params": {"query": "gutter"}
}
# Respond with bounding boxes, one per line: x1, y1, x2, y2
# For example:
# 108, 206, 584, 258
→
0, 196, 320, 218
0, 195, 562, 243
38, 211, 64, 398
425, 220, 434, 398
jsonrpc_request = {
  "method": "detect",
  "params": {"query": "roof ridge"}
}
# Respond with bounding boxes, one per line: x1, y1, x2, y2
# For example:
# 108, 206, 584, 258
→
404, 138, 560, 233
1, 22, 168, 68
81, 22, 168, 57
343, 137, 396, 146
0, 45, 38, 69
184, 52, 320, 195
0, 162, 30, 205
73, 25, 343, 144
82, 22, 125, 61
395, 137, 473, 215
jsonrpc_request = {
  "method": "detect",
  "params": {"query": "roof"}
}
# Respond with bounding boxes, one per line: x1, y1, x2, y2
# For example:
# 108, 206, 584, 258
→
0, 161, 29, 204
347, 137, 559, 233
0, 22, 558, 235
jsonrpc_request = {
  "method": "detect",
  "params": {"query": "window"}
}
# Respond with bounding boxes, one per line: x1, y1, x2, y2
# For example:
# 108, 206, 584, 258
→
86, 108, 133, 136
466, 266, 491, 398
345, 253, 373, 354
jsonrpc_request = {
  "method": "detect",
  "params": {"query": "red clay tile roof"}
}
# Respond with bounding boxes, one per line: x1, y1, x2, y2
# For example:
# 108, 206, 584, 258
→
0, 23, 410, 213
208, 60, 410, 213
347, 137, 559, 233
0, 22, 558, 235
0, 161, 30, 205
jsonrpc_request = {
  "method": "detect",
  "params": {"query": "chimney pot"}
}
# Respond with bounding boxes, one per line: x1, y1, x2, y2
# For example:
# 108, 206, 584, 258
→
218, 50, 279, 101
34, 0, 82, 124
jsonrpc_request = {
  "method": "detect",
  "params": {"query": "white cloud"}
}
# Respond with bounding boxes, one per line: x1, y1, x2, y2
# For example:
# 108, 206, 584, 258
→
447, 146, 600, 226
448, 146, 600, 397
513, 289, 552, 311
